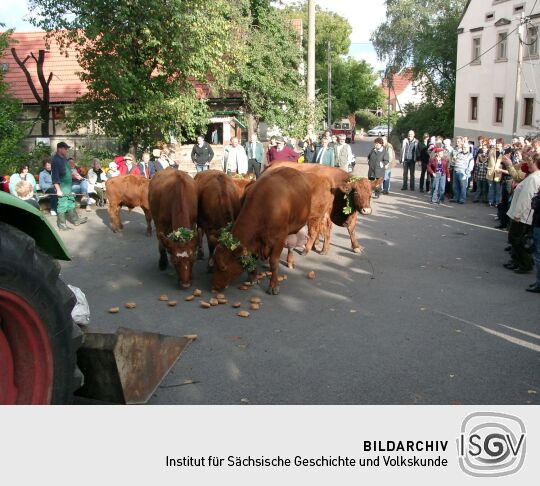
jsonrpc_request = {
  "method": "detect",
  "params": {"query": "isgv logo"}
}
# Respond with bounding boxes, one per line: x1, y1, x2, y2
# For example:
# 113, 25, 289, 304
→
457, 412, 526, 477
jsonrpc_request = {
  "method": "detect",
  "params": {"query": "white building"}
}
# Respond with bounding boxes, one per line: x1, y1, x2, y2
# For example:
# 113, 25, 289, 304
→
454, 0, 540, 141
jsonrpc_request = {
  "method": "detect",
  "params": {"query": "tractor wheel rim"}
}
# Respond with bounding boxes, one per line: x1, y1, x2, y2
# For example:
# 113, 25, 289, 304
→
0, 289, 53, 404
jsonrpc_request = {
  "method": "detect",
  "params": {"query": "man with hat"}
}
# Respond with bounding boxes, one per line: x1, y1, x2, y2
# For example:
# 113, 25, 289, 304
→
119, 153, 141, 176
51, 141, 87, 230
427, 147, 451, 204
267, 136, 299, 167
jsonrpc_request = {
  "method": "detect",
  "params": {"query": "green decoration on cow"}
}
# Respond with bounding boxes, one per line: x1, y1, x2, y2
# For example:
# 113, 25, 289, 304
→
342, 176, 365, 215
168, 227, 195, 243
218, 223, 257, 272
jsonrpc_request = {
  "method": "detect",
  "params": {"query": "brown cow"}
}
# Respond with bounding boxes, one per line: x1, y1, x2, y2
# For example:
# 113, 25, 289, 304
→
230, 173, 256, 197
149, 169, 198, 289
280, 171, 333, 268
212, 167, 312, 295
105, 174, 152, 235
194, 170, 241, 268
268, 162, 381, 254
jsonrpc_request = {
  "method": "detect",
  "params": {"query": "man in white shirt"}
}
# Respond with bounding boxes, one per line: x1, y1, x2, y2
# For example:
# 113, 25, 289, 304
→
223, 137, 248, 175
334, 134, 354, 171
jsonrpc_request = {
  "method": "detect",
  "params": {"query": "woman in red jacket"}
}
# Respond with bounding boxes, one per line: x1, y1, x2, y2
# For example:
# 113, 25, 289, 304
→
427, 147, 451, 204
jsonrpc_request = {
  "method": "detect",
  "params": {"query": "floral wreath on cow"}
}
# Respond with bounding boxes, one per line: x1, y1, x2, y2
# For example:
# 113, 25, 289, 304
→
342, 176, 367, 215
167, 227, 196, 243
218, 223, 258, 273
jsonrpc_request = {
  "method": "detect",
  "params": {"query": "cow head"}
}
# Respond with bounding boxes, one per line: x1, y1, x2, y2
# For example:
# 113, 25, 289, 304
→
158, 227, 198, 288
211, 244, 245, 290
211, 224, 257, 290
339, 177, 383, 216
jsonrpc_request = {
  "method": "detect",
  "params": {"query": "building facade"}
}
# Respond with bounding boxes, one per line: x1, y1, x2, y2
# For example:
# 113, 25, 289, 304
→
454, 0, 540, 141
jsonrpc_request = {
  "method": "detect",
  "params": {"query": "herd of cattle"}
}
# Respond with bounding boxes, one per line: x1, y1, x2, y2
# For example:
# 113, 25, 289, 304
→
104, 163, 381, 295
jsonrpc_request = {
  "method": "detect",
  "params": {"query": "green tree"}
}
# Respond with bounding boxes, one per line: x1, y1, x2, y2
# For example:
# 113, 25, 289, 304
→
316, 57, 386, 121
372, 0, 466, 114
28, 0, 247, 150
232, 1, 324, 137
284, 1, 383, 122
0, 27, 29, 175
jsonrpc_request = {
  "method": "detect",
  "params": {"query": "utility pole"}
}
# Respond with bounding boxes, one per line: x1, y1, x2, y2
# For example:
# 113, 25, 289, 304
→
327, 40, 332, 128
307, 0, 315, 104
512, 13, 526, 136
387, 69, 392, 137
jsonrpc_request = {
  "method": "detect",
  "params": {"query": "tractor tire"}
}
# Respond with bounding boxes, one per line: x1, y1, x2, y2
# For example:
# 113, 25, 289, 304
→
0, 222, 82, 404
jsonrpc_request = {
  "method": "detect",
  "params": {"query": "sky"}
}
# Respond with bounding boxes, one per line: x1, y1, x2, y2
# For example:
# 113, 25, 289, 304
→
0, 0, 388, 71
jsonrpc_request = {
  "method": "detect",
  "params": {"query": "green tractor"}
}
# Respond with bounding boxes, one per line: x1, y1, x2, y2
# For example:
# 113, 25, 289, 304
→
0, 191, 81, 404
0, 191, 196, 405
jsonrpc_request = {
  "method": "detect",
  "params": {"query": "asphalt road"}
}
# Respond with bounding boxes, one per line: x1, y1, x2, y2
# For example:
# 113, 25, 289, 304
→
58, 138, 539, 404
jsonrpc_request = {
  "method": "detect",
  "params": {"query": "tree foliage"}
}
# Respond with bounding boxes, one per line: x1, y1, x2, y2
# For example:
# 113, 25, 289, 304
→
284, 1, 384, 121
0, 27, 29, 175
372, 0, 466, 104
316, 57, 386, 121
232, 1, 324, 137
393, 102, 455, 142
28, 0, 247, 149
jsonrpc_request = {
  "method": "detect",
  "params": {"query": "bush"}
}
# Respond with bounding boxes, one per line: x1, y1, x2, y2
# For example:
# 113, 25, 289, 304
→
75, 146, 118, 168
393, 101, 454, 142
355, 110, 379, 132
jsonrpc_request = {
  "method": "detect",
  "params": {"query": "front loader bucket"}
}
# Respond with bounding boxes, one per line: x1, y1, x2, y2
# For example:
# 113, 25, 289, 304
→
74, 326, 196, 404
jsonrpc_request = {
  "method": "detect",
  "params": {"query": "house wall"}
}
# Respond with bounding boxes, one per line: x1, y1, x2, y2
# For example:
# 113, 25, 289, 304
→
454, 0, 540, 141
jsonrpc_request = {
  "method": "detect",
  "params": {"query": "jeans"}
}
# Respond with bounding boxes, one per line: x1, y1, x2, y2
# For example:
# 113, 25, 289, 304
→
474, 179, 489, 202
195, 164, 209, 173
488, 181, 502, 205
383, 169, 392, 193
402, 160, 415, 189
72, 180, 90, 205
452, 172, 468, 203
419, 163, 430, 191
44, 187, 58, 211
431, 173, 446, 203
533, 227, 540, 287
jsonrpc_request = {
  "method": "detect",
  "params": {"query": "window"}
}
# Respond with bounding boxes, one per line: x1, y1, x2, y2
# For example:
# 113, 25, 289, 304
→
496, 32, 507, 60
485, 12, 494, 21
495, 97, 504, 123
51, 106, 66, 120
524, 98, 534, 126
472, 37, 482, 64
470, 97, 479, 121
513, 4, 525, 14
526, 25, 539, 57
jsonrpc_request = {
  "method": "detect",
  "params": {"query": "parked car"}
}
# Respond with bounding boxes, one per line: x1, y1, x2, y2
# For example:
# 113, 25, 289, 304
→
367, 125, 390, 137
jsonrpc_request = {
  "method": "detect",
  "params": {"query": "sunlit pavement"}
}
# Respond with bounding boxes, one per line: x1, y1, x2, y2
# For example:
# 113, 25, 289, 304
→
57, 145, 539, 404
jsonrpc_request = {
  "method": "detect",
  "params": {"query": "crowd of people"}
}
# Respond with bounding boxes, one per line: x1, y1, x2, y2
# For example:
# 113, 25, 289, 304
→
375, 129, 540, 293
4, 128, 539, 294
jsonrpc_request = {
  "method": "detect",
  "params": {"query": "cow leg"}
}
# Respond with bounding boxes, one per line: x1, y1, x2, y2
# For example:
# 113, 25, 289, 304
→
108, 204, 118, 232
197, 227, 205, 260
287, 248, 295, 268
158, 242, 168, 270
302, 217, 321, 256
143, 207, 152, 236
266, 246, 282, 295
346, 213, 364, 254
320, 216, 333, 255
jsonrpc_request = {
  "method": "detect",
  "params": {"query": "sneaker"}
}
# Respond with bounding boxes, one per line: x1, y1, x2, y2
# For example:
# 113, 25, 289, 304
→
50, 210, 57, 216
